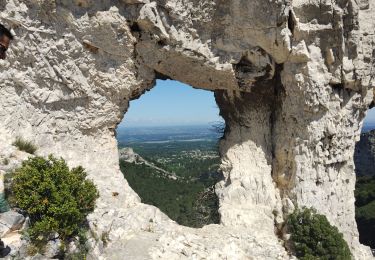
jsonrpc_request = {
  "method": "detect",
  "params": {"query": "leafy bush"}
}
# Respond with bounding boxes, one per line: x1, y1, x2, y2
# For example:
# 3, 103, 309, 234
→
10, 155, 99, 244
356, 175, 375, 208
356, 201, 375, 248
12, 137, 37, 154
286, 207, 351, 260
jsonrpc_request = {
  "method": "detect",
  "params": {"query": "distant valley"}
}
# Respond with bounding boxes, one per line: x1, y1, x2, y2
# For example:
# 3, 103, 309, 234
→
117, 124, 375, 249
117, 125, 222, 145
355, 129, 375, 176
117, 125, 222, 227
355, 129, 375, 249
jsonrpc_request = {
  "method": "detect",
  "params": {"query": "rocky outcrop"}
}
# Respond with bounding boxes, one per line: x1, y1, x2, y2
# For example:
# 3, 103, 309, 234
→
0, 0, 374, 259
119, 147, 177, 179
355, 129, 375, 176
119, 147, 142, 164
0, 211, 25, 237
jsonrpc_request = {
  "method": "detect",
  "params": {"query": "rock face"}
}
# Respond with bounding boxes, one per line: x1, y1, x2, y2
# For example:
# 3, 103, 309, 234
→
0, 211, 25, 237
0, 0, 374, 259
119, 147, 177, 178
119, 147, 141, 164
355, 130, 375, 176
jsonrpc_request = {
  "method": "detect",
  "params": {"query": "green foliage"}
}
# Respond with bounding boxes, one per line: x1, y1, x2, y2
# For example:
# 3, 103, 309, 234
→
64, 251, 87, 260
286, 207, 351, 260
10, 155, 99, 244
26, 244, 39, 256
119, 138, 221, 227
355, 175, 375, 248
356, 175, 375, 207
119, 141, 221, 228
12, 137, 37, 154
127, 141, 220, 179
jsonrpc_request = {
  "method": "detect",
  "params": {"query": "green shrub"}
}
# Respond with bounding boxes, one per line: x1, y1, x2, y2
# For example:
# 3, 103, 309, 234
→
12, 137, 37, 154
356, 200, 375, 248
355, 175, 375, 248
286, 207, 351, 260
11, 155, 99, 244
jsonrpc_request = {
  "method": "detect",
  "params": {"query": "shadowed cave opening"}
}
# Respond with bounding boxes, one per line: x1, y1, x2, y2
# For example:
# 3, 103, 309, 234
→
354, 107, 375, 250
116, 79, 224, 228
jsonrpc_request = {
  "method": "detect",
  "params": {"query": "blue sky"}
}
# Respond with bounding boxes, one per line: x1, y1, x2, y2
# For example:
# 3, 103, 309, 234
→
118, 80, 223, 128
364, 107, 375, 125
117, 79, 375, 128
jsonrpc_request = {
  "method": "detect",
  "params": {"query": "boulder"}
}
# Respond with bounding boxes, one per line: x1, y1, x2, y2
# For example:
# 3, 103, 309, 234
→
0, 211, 25, 237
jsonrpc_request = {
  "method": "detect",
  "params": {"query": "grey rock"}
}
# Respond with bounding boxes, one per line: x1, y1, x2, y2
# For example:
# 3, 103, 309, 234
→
0, 211, 25, 237
44, 239, 62, 259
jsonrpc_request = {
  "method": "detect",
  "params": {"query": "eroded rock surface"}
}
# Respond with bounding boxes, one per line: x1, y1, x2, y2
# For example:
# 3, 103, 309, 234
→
0, 0, 374, 259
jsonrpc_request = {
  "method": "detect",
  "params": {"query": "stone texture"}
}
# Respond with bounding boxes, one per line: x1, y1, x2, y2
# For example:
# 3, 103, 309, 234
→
0, 0, 374, 259
119, 147, 177, 179
44, 239, 63, 259
0, 211, 25, 237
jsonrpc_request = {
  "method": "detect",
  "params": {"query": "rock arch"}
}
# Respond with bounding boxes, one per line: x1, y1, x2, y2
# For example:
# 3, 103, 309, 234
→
0, 0, 374, 258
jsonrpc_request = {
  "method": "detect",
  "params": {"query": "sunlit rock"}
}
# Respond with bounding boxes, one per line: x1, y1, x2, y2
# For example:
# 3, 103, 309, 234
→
0, 0, 374, 258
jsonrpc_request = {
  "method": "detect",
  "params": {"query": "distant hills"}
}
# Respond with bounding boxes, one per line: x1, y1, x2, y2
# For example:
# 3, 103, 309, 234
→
355, 129, 375, 176
355, 129, 375, 249
116, 125, 222, 146
119, 147, 178, 180
362, 123, 375, 133
116, 124, 375, 177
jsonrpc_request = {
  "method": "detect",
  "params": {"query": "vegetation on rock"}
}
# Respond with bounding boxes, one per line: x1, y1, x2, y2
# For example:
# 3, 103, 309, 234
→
9, 155, 99, 248
12, 137, 37, 154
286, 207, 351, 260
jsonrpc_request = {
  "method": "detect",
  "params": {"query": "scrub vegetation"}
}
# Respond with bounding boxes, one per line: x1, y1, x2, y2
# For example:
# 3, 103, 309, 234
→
286, 207, 351, 260
8, 156, 99, 254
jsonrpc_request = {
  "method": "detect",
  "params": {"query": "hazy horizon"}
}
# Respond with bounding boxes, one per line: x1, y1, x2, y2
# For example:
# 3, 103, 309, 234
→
117, 79, 224, 128
118, 122, 375, 132
117, 79, 375, 130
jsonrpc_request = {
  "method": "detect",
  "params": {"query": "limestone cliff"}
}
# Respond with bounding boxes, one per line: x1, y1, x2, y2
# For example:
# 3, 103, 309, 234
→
0, 0, 374, 259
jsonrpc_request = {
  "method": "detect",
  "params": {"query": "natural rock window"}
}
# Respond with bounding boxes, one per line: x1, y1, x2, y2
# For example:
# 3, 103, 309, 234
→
1, 0, 375, 258
116, 79, 223, 227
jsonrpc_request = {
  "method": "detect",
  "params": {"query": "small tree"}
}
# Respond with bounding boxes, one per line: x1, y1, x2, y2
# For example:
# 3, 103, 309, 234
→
11, 155, 99, 244
286, 207, 351, 260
